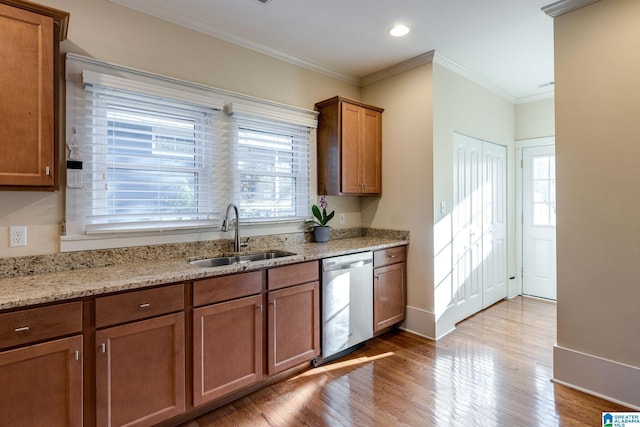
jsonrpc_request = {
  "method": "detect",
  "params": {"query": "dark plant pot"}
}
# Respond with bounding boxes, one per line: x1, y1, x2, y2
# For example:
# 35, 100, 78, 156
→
313, 226, 330, 243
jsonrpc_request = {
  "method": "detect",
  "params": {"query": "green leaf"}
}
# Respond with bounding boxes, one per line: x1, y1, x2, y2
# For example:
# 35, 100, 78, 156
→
312, 205, 322, 222
323, 210, 335, 225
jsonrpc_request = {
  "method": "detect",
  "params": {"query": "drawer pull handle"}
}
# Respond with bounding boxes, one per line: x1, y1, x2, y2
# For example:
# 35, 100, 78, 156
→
74, 350, 80, 361
99, 343, 106, 353
139, 303, 151, 308
389, 255, 396, 258
14, 326, 30, 333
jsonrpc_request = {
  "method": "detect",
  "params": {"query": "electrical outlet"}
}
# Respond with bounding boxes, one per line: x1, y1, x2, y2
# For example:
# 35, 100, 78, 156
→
339, 213, 345, 224
9, 226, 27, 247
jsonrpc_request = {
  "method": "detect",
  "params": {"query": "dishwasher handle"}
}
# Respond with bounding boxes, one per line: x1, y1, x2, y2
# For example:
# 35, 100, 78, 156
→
323, 258, 372, 272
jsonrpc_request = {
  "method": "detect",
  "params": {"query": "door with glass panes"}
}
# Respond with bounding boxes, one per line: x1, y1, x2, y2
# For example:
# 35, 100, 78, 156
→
522, 144, 557, 300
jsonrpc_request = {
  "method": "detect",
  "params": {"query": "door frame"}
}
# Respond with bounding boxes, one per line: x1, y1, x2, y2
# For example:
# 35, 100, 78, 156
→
515, 137, 555, 298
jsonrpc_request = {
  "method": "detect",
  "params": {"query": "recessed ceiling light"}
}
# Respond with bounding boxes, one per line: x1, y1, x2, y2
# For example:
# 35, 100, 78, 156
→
389, 24, 410, 38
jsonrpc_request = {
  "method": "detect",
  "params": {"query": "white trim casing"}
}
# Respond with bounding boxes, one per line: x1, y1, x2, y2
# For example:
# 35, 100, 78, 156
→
401, 306, 437, 341
542, 0, 601, 18
553, 345, 640, 409
108, 0, 360, 85
360, 51, 435, 87
515, 137, 555, 299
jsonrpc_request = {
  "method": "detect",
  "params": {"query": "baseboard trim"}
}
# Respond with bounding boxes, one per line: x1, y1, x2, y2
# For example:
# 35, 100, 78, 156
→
401, 305, 436, 340
551, 378, 640, 411
553, 345, 640, 409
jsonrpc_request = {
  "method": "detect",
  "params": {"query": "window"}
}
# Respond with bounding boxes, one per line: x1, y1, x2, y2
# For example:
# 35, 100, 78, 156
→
78, 80, 219, 233
232, 118, 309, 220
532, 155, 556, 226
64, 54, 317, 248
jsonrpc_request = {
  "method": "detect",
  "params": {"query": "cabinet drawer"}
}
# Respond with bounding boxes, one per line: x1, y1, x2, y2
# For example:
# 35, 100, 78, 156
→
0, 302, 82, 349
268, 261, 319, 291
95, 284, 184, 328
194, 271, 264, 307
374, 246, 406, 267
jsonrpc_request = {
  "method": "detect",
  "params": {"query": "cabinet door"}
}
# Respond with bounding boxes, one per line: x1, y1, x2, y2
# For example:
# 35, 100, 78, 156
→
96, 312, 185, 427
0, 335, 83, 427
340, 102, 362, 194
268, 282, 320, 375
360, 108, 382, 195
193, 294, 263, 406
0, 4, 54, 186
374, 263, 406, 332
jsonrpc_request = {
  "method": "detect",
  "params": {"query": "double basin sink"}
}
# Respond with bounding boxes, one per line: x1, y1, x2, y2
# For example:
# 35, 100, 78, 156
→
189, 250, 296, 268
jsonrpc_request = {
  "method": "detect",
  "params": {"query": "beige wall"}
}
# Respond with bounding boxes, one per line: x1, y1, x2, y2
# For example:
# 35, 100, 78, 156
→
360, 61, 516, 339
361, 64, 435, 336
515, 98, 555, 140
553, 0, 640, 406
432, 62, 516, 337
0, 0, 361, 258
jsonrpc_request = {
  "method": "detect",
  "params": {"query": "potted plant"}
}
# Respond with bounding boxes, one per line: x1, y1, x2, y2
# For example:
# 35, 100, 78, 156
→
306, 196, 334, 243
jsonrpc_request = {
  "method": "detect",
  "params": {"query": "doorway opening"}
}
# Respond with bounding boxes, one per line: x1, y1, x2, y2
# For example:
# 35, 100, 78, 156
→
516, 137, 557, 300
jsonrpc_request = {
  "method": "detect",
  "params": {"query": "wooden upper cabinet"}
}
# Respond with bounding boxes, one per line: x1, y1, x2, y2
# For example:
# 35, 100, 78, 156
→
0, 1, 69, 189
316, 96, 383, 196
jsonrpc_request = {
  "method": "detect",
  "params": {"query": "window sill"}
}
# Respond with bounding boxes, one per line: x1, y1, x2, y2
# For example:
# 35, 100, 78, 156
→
60, 219, 307, 252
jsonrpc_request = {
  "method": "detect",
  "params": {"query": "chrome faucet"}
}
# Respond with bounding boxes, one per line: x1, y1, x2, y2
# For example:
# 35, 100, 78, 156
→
221, 203, 241, 252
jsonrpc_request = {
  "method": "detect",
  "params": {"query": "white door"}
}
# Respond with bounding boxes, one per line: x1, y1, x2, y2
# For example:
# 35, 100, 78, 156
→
482, 142, 507, 308
522, 145, 557, 300
452, 133, 483, 321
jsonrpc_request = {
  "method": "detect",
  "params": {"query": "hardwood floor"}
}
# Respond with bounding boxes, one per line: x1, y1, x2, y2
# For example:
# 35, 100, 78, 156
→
181, 297, 629, 426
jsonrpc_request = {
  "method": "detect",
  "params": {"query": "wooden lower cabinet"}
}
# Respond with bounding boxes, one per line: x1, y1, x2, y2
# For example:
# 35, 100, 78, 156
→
373, 261, 406, 332
267, 281, 320, 375
0, 335, 83, 426
193, 294, 263, 406
95, 312, 185, 427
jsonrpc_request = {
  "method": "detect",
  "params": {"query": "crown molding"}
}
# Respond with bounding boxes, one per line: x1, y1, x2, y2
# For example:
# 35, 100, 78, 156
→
515, 90, 555, 105
433, 52, 517, 104
360, 51, 435, 87
109, 0, 360, 85
542, 0, 601, 17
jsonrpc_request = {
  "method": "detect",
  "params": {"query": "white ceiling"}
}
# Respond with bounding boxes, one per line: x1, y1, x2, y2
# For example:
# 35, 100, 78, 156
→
110, 0, 555, 103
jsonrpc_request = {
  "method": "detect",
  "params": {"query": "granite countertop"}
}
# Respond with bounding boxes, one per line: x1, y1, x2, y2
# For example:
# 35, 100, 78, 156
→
0, 236, 408, 311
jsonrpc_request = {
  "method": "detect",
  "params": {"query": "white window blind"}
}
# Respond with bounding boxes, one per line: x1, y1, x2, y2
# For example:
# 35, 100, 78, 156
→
64, 54, 318, 247
74, 74, 223, 234
231, 116, 310, 220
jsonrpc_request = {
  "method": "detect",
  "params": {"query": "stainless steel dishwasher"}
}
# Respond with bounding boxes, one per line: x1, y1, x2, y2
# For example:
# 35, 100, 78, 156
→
315, 251, 373, 365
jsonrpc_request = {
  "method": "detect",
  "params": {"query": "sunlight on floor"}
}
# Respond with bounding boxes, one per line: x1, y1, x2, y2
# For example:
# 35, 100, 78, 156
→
295, 351, 395, 378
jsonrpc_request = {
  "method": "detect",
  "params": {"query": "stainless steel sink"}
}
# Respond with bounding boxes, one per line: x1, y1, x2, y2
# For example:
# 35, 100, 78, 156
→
189, 250, 296, 267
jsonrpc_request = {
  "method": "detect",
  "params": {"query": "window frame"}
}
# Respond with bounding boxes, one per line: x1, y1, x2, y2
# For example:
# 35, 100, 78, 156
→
63, 54, 318, 252
232, 119, 310, 222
